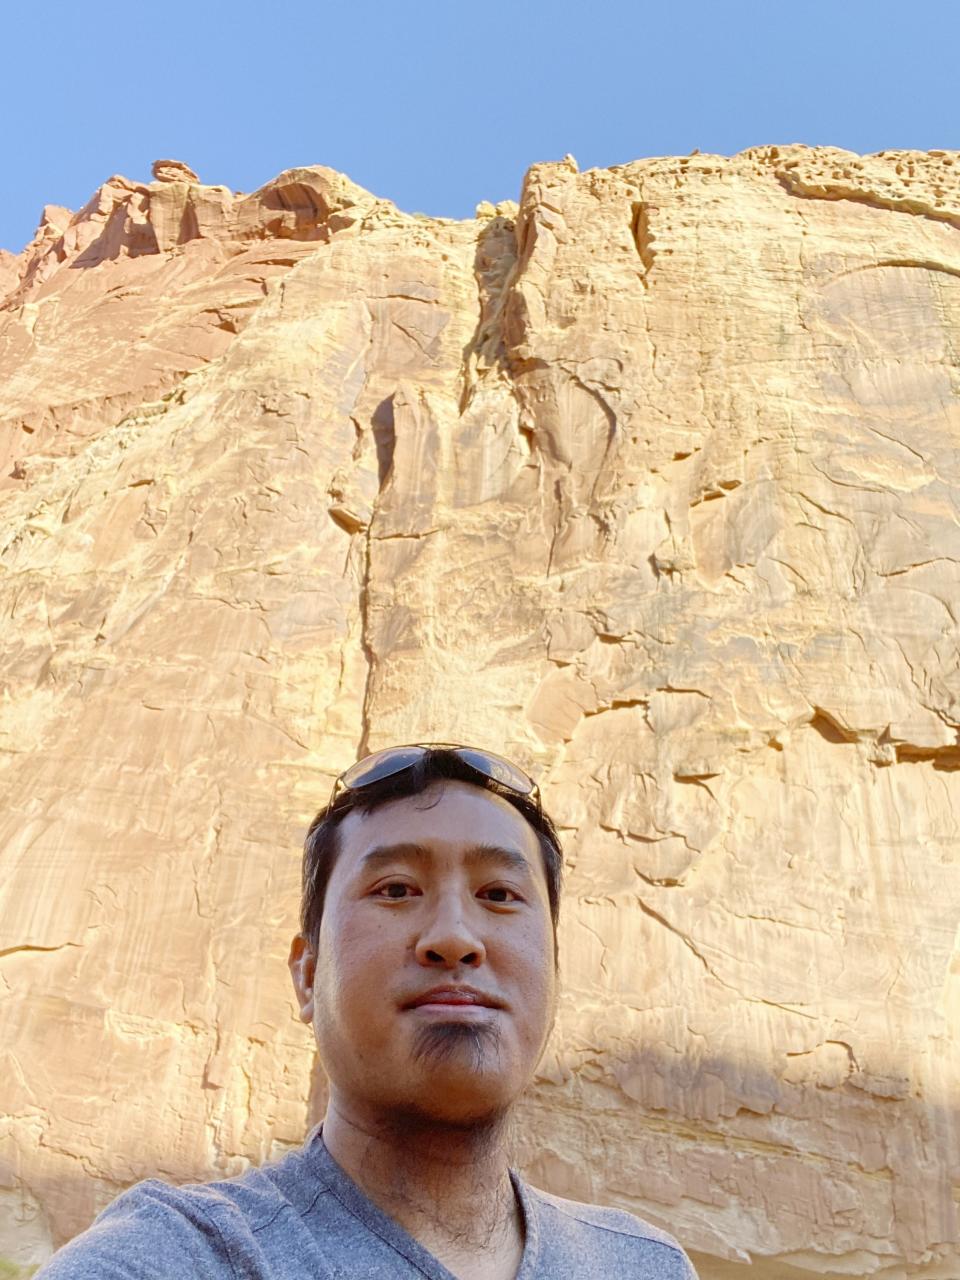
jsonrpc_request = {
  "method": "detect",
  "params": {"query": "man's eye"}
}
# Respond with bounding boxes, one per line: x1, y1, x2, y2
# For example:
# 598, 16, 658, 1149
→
479, 886, 520, 904
375, 882, 417, 899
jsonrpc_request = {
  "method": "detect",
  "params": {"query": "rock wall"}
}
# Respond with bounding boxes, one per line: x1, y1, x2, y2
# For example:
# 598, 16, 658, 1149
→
1, 147, 958, 1278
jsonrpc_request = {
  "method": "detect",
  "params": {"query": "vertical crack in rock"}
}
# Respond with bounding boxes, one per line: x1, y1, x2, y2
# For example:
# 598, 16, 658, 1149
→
458, 211, 521, 414
630, 200, 656, 281
355, 511, 377, 762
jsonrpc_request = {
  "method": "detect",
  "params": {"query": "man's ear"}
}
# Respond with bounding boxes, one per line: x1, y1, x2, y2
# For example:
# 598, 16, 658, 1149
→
289, 933, 317, 1025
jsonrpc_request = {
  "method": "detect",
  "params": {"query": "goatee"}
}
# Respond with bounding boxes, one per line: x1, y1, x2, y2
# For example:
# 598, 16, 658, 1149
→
410, 1018, 503, 1075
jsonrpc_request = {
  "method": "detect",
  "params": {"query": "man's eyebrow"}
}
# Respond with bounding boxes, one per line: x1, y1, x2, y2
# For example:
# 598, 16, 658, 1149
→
463, 844, 534, 877
358, 842, 534, 877
359, 843, 430, 873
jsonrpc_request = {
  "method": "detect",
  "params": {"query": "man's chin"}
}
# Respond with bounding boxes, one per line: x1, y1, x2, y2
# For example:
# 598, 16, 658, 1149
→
410, 1017, 502, 1071
399, 1019, 519, 1123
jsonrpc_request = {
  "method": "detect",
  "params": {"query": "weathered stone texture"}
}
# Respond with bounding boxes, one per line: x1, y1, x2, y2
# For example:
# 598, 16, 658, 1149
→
1, 147, 958, 1278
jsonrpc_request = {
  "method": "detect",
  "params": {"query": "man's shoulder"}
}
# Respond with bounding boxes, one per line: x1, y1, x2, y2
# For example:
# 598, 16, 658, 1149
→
530, 1184, 681, 1244
172, 1141, 330, 1225
523, 1182, 697, 1275
110, 1138, 336, 1239
118, 1156, 305, 1221
35, 1141, 332, 1277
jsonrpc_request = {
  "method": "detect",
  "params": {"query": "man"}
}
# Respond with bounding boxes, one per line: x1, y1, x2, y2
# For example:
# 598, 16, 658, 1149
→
38, 743, 699, 1278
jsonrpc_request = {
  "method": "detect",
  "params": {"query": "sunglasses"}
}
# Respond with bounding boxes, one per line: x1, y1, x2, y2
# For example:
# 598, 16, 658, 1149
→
330, 743, 540, 808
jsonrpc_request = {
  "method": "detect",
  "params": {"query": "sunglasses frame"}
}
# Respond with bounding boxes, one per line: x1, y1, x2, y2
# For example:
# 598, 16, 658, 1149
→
329, 742, 540, 811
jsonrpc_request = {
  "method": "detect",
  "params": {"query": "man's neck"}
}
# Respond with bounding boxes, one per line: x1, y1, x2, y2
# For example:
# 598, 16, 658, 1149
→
320, 1096, 523, 1276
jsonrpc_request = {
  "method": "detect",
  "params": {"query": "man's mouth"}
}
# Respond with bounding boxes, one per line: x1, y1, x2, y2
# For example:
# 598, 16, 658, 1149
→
402, 986, 503, 1010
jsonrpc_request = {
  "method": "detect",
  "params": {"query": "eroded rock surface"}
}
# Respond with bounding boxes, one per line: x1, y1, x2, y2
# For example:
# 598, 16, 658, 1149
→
1, 148, 958, 1278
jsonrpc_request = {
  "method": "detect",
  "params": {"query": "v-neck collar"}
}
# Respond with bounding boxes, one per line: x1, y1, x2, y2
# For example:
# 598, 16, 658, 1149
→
303, 1126, 542, 1279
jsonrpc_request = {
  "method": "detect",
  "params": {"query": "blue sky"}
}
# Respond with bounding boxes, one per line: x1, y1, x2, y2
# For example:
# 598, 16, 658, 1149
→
2, 0, 956, 253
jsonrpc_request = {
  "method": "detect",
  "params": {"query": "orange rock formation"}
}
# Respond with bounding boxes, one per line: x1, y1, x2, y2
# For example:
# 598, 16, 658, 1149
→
1, 149, 958, 1278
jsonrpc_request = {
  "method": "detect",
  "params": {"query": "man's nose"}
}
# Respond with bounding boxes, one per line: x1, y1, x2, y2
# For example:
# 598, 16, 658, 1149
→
415, 895, 486, 968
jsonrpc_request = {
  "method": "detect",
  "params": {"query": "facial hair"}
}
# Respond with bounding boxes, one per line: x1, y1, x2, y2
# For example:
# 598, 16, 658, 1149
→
410, 1018, 503, 1075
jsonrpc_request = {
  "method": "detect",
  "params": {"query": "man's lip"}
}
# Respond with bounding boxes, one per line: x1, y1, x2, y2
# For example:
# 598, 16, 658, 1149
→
402, 987, 503, 1010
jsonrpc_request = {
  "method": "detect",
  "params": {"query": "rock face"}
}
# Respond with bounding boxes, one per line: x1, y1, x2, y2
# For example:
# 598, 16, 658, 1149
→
1, 148, 959, 1278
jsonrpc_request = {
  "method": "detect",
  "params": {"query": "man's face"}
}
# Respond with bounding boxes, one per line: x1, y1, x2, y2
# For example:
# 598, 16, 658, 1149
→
289, 781, 557, 1125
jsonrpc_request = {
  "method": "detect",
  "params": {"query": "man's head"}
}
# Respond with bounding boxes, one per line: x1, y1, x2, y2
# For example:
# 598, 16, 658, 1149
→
289, 745, 563, 1127
298, 746, 563, 951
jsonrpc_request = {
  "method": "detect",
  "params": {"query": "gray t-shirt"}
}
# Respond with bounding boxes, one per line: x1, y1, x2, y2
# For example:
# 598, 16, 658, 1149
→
36, 1128, 698, 1278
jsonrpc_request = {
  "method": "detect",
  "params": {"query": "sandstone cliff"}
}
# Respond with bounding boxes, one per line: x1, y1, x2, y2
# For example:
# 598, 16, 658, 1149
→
1, 147, 958, 1278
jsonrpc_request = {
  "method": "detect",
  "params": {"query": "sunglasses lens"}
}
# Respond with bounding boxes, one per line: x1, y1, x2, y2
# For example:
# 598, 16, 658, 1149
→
455, 748, 536, 795
335, 744, 537, 802
338, 745, 426, 791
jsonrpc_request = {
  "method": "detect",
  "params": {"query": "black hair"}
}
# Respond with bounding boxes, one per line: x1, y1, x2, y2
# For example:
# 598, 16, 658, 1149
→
300, 748, 563, 954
